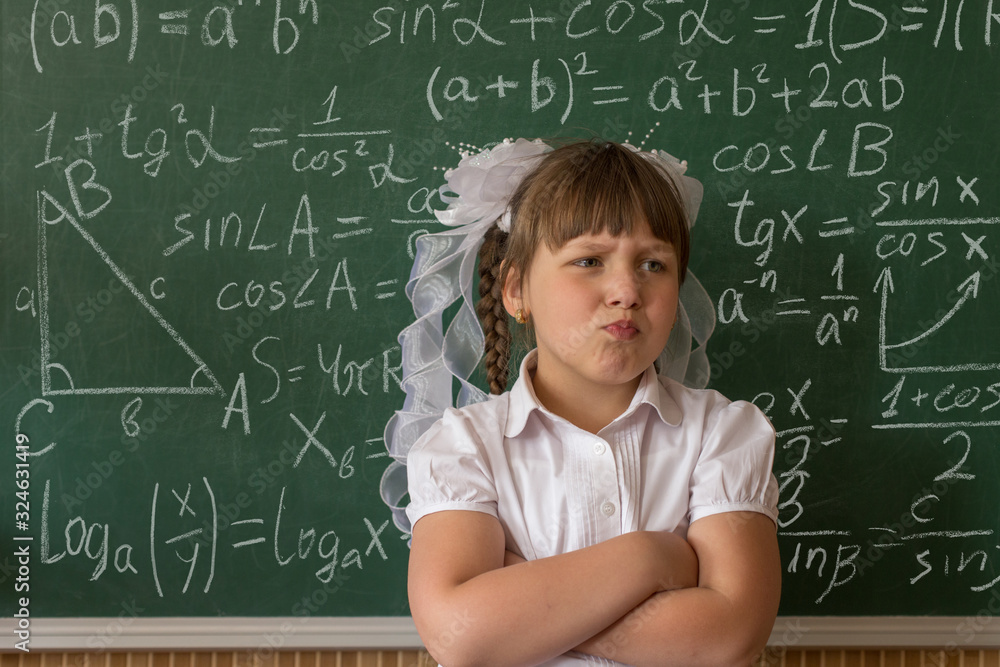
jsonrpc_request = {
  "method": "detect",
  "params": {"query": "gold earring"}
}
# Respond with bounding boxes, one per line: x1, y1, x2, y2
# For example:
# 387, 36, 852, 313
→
515, 309, 527, 324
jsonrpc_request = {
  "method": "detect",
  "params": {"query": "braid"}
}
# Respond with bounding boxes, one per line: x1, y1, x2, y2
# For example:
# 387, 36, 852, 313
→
477, 225, 512, 394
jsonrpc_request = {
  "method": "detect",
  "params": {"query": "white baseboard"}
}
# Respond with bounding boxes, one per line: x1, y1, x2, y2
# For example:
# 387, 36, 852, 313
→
2, 617, 422, 651
768, 616, 1000, 648
3, 616, 1000, 651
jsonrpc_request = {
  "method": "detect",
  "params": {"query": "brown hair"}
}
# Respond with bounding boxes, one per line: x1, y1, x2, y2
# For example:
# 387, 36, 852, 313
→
476, 139, 692, 394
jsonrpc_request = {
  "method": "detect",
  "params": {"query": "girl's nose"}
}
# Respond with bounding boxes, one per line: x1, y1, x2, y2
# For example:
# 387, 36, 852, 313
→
606, 269, 641, 309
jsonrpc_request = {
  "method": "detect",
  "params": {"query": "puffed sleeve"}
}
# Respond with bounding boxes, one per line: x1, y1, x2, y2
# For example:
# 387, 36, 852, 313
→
688, 399, 779, 525
405, 407, 500, 529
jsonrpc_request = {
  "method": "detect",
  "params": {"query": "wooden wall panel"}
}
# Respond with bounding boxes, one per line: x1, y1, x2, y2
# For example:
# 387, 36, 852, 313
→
3, 651, 999, 666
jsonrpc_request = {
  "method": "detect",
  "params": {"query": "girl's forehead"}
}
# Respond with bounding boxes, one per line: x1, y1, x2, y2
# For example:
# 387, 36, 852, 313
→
553, 225, 677, 251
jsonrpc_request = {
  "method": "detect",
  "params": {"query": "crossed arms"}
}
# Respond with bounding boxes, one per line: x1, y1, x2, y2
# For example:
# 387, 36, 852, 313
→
408, 509, 780, 667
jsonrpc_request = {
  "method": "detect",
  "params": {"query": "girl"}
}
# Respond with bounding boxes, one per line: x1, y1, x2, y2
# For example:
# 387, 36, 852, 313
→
384, 138, 780, 666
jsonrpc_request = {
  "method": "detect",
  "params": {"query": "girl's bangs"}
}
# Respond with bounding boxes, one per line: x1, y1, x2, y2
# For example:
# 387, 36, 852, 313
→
534, 146, 690, 270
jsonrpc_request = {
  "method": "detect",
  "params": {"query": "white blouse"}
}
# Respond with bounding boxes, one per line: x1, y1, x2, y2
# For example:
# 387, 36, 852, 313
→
407, 350, 779, 666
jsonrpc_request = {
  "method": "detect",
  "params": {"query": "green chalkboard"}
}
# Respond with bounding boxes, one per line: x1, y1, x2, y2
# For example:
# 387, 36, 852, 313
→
3, 0, 1000, 625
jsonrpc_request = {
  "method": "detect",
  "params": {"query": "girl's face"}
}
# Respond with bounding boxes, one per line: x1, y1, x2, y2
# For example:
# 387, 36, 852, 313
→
504, 219, 680, 400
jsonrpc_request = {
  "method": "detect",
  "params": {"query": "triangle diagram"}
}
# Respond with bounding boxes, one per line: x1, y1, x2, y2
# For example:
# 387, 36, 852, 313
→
37, 189, 223, 396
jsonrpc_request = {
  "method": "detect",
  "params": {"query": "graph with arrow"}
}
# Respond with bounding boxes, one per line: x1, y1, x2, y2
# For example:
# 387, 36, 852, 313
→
876, 265, 996, 374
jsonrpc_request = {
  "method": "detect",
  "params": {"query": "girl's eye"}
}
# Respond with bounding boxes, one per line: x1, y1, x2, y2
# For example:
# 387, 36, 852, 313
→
642, 260, 664, 272
575, 258, 601, 268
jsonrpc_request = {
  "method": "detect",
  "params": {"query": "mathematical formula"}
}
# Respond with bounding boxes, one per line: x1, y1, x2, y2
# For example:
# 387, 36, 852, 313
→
5, 0, 999, 617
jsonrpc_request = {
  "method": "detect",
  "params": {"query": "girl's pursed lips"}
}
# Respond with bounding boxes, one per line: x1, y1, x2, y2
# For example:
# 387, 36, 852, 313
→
604, 320, 639, 340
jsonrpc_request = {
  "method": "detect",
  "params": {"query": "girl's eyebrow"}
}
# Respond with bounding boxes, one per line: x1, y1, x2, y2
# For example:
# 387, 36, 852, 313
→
565, 240, 612, 252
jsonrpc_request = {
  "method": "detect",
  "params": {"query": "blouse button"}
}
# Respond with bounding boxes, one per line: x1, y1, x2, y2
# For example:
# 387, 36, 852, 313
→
593, 442, 606, 456
600, 501, 616, 517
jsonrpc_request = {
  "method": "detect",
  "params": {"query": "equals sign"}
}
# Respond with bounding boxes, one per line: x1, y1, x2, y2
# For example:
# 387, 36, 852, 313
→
592, 85, 628, 105
819, 217, 854, 238
332, 217, 373, 240
752, 14, 785, 34
287, 366, 305, 383
376, 280, 398, 300
776, 298, 810, 316
365, 437, 389, 459
159, 10, 189, 35
231, 519, 266, 549
250, 127, 287, 149
900, 6, 927, 31
820, 418, 848, 447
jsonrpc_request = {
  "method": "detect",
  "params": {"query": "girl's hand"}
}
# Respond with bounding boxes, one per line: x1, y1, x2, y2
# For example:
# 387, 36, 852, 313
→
503, 550, 527, 567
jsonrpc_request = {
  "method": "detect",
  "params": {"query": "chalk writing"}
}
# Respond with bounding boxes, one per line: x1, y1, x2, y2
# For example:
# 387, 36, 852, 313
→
4, 0, 999, 620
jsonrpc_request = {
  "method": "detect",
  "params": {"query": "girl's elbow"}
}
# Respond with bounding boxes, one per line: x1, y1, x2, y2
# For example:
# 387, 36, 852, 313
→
683, 603, 774, 667
413, 611, 485, 667
711, 622, 773, 666
728, 637, 771, 667
421, 642, 496, 667
421, 646, 481, 667
683, 638, 764, 667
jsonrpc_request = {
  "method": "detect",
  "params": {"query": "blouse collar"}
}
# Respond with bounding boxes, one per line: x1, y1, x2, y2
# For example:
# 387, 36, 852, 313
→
504, 350, 682, 438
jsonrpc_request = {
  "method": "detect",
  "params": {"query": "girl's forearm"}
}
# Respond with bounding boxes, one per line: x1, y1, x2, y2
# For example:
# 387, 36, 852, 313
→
416, 530, 696, 667
575, 513, 781, 667
575, 587, 761, 666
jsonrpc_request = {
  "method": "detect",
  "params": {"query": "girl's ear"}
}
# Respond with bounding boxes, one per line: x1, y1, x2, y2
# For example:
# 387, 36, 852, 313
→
501, 263, 523, 317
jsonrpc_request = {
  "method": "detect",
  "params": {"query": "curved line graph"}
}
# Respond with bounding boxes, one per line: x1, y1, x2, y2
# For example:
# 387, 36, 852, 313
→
877, 267, 996, 373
